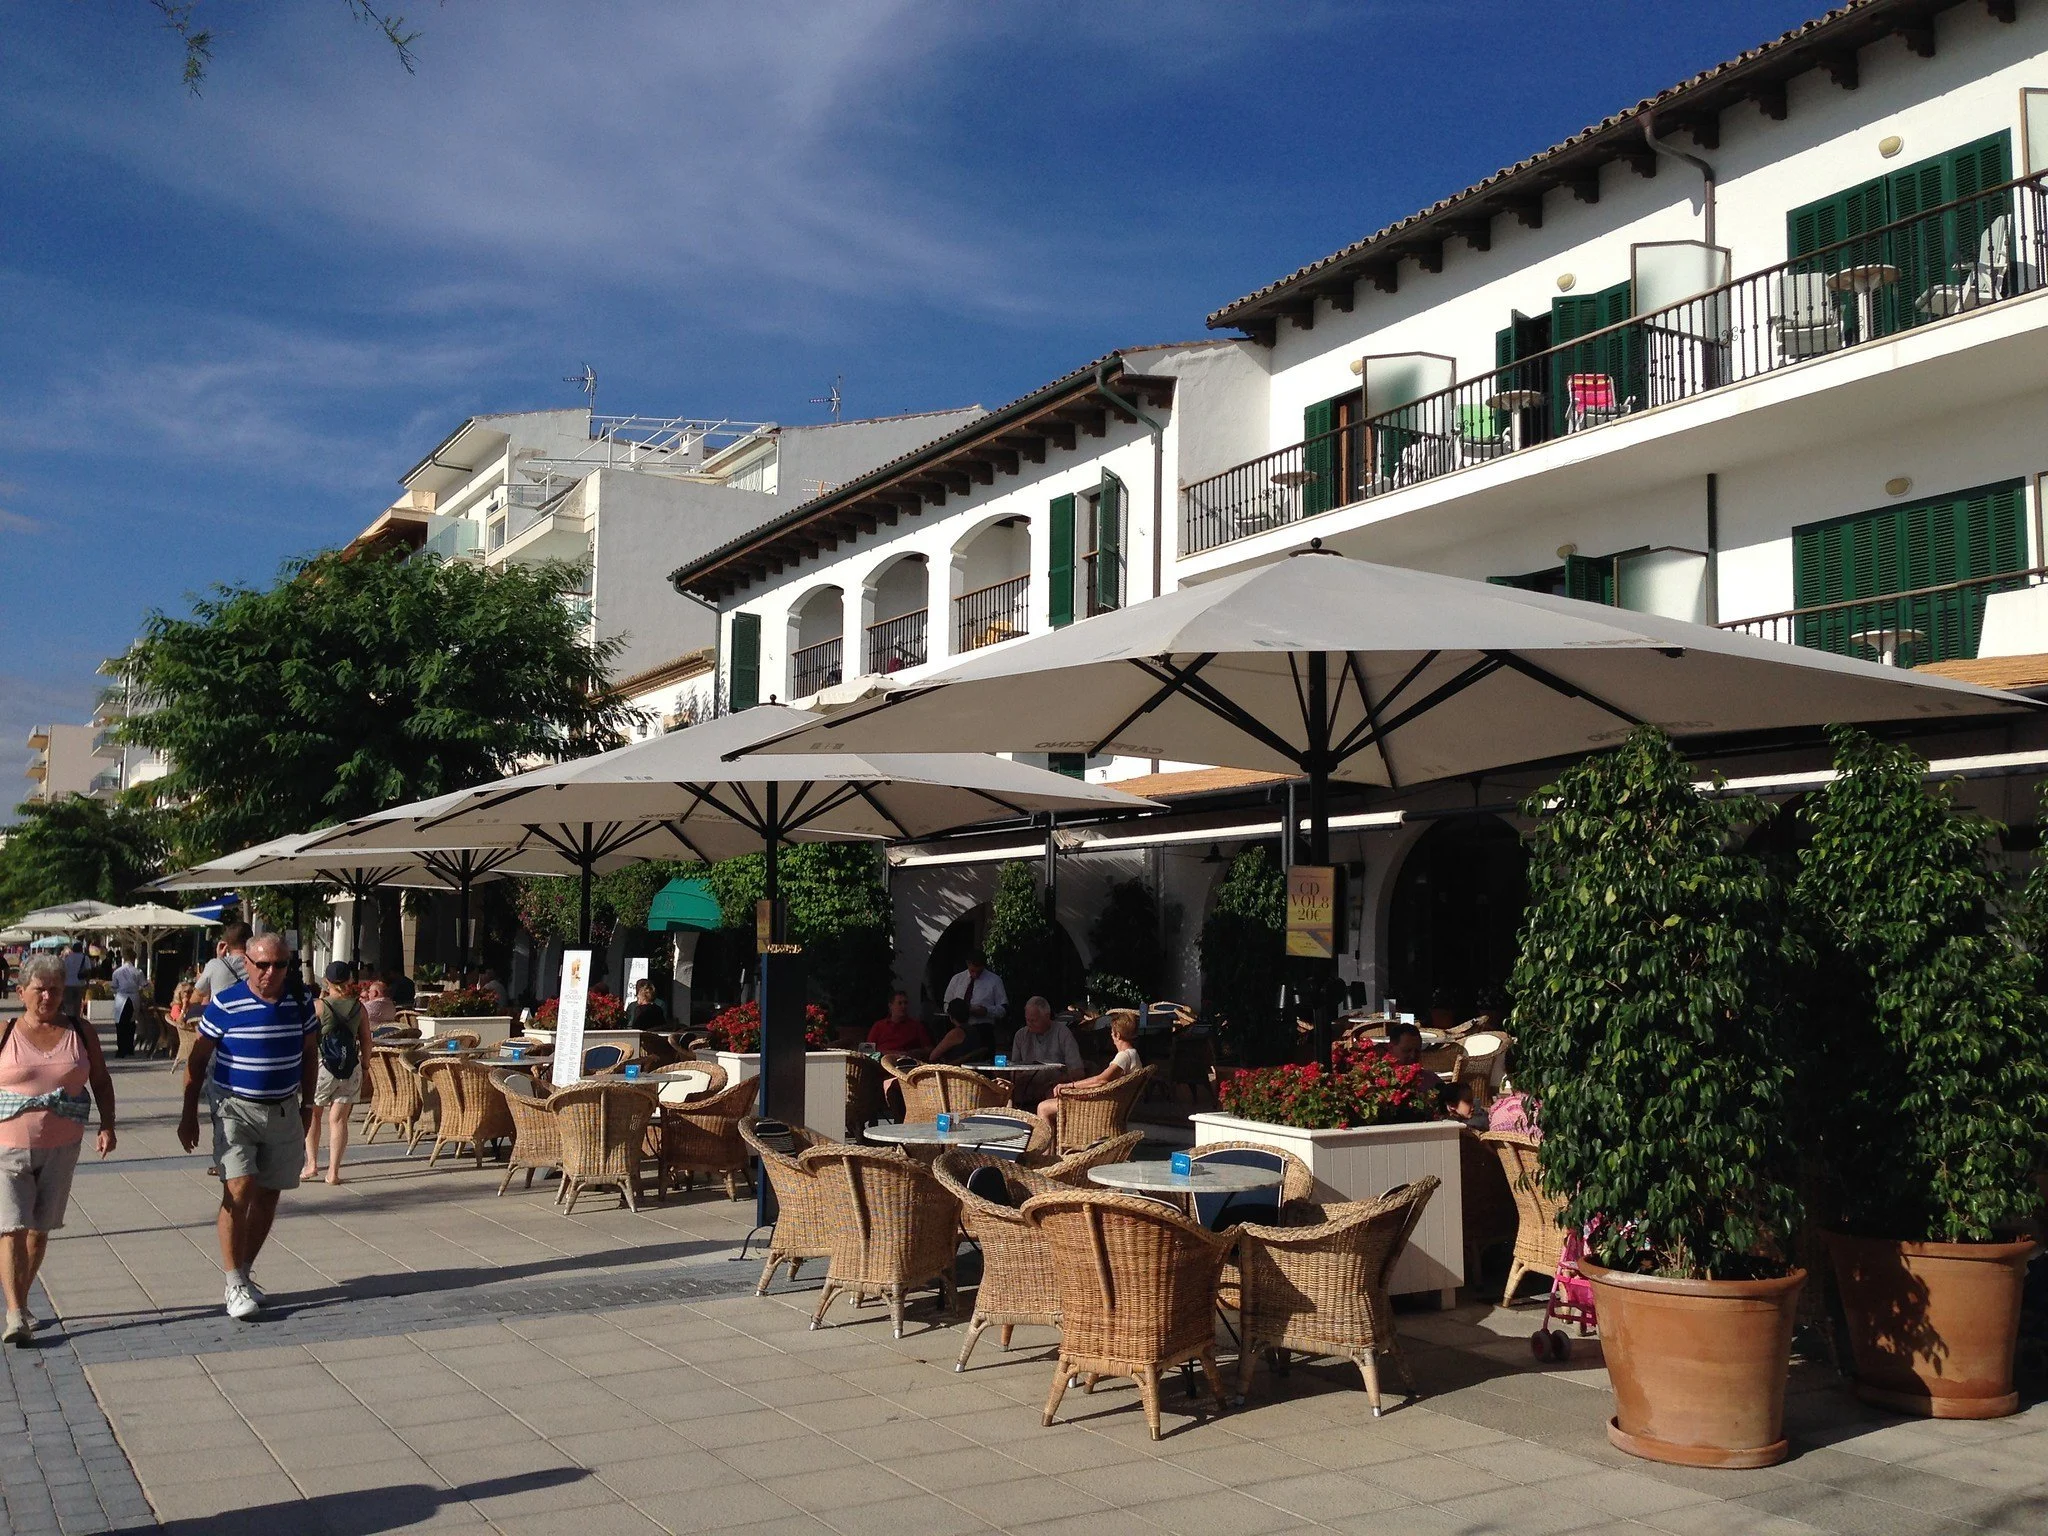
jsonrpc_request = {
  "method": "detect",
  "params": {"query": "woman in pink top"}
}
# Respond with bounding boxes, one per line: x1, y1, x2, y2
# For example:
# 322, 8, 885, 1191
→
0, 955, 116, 1345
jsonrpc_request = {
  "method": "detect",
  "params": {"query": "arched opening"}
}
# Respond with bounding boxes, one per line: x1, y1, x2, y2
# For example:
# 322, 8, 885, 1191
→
789, 586, 844, 698
952, 518, 1031, 654
922, 901, 1085, 1027
1385, 815, 1528, 1026
866, 555, 930, 673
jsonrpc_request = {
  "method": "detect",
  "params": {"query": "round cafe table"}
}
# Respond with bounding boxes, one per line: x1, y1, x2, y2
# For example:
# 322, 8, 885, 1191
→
1086, 1158, 1282, 1217
864, 1120, 1031, 1152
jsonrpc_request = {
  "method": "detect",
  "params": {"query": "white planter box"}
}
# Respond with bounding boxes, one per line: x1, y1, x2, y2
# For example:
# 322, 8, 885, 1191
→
417, 1015, 513, 1047
84, 1000, 118, 1025
1192, 1113, 1465, 1303
700, 1049, 844, 1134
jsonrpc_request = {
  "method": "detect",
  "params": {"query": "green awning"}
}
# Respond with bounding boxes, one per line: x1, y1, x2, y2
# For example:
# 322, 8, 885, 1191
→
645, 877, 722, 933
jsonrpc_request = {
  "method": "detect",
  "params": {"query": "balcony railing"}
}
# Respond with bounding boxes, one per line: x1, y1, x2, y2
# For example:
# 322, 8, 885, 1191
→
91, 728, 120, 759
1718, 566, 2046, 668
1081, 552, 1124, 616
791, 637, 844, 697
867, 609, 928, 673
955, 574, 1030, 654
422, 518, 482, 562
1184, 172, 2048, 556
88, 768, 121, 796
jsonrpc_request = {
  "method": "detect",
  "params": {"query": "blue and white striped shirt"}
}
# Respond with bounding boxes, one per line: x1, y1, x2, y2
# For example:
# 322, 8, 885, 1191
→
199, 982, 314, 1102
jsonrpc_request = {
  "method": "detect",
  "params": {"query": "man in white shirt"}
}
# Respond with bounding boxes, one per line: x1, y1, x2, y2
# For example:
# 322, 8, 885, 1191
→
111, 952, 146, 1058
943, 954, 1007, 1057
1009, 995, 1086, 1089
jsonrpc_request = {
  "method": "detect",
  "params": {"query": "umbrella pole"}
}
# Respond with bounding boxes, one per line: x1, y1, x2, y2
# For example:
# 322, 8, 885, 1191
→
1307, 651, 1336, 1071
754, 782, 806, 1232
458, 871, 473, 975
577, 824, 594, 949
349, 878, 366, 970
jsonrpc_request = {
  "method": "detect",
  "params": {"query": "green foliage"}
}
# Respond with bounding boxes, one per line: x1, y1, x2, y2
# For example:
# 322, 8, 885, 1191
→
0, 797, 168, 922
1510, 728, 1799, 1281
1086, 878, 1163, 1007
118, 550, 635, 860
514, 862, 683, 950
985, 861, 1061, 1006
1793, 728, 2048, 1242
1218, 1047, 1439, 1130
1200, 847, 1289, 1066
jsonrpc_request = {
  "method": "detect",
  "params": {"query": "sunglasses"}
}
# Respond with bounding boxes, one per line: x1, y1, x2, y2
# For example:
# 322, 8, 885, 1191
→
249, 960, 292, 972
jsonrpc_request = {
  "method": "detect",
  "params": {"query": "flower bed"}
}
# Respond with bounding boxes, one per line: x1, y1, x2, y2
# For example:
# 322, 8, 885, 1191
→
535, 988, 625, 1031
1217, 1044, 1440, 1130
423, 986, 510, 1019
698, 1000, 832, 1054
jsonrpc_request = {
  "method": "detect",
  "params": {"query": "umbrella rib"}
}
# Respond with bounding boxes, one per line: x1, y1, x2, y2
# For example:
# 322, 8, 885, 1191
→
1089, 654, 1218, 758
659, 819, 712, 863
1485, 651, 1645, 727
846, 783, 916, 839
1334, 656, 1506, 767
1337, 650, 1400, 791
1171, 669, 1309, 768
1372, 650, 1442, 719
781, 782, 864, 833
415, 781, 540, 833
1286, 653, 1313, 744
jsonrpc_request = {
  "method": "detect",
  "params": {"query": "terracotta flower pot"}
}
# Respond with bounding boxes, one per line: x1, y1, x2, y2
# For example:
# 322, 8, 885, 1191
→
1826, 1231, 2037, 1419
1584, 1262, 1805, 1469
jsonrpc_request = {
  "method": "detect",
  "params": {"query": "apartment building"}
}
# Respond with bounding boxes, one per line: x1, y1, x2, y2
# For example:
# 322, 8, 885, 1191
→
23, 724, 96, 803
677, 0, 2048, 1014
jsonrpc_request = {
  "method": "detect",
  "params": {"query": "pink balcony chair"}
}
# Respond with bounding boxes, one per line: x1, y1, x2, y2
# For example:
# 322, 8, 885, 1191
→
1564, 373, 1634, 431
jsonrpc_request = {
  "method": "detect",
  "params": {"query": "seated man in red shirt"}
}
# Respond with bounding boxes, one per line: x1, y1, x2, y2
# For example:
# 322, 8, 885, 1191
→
866, 991, 934, 1059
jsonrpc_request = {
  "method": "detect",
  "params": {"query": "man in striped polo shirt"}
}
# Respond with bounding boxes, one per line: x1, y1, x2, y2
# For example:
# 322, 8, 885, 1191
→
177, 933, 317, 1321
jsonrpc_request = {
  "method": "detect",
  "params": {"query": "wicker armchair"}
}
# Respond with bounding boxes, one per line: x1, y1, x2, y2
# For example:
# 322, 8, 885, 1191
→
360, 1047, 431, 1151
641, 1061, 730, 1105
739, 1116, 839, 1294
1022, 1190, 1234, 1440
431, 1032, 482, 1050
490, 1071, 562, 1194
1233, 1176, 1440, 1415
890, 1062, 1012, 1121
168, 1021, 201, 1074
1049, 1065, 1154, 1155
552, 1083, 658, 1213
842, 1051, 889, 1142
581, 1044, 627, 1075
1189, 1140, 1316, 1303
1484, 1131, 1568, 1302
1459, 1126, 1518, 1284
933, 1151, 1062, 1371
805, 1147, 962, 1337
1038, 1131, 1143, 1183
657, 1075, 759, 1200
955, 1108, 1052, 1162
1418, 1042, 1467, 1081
419, 1059, 512, 1168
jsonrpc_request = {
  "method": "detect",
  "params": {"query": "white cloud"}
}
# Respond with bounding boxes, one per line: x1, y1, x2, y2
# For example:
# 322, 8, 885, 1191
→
0, 509, 43, 535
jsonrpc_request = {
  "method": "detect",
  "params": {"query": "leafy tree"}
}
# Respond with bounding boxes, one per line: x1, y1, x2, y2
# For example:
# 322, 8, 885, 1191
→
1200, 847, 1288, 1065
985, 860, 1063, 1008
146, 1, 420, 95
1794, 728, 2048, 1242
118, 551, 634, 860
0, 797, 168, 922
1511, 727, 1798, 1280
1086, 877, 1163, 1008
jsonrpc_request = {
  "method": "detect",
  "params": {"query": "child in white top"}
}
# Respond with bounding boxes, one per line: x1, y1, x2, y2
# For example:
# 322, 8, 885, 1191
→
1038, 1013, 1142, 1125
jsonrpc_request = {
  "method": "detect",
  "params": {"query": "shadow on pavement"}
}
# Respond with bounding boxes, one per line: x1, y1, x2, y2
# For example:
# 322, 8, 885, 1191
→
156, 1468, 591, 1535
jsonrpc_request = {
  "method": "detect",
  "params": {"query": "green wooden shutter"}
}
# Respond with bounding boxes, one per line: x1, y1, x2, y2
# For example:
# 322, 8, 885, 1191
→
1301, 397, 1338, 517
1549, 282, 1636, 434
728, 612, 761, 711
1563, 554, 1615, 605
1048, 752, 1086, 779
1941, 131, 2015, 321
1047, 493, 1076, 630
1095, 471, 1125, 613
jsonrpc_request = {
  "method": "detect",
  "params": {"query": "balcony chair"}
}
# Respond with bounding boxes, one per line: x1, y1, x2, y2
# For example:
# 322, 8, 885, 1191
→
657, 1074, 759, 1200
1456, 404, 1511, 462
554, 1082, 659, 1214
1563, 373, 1635, 431
739, 1116, 847, 1293
1773, 270, 1845, 360
418, 1059, 513, 1169
1917, 213, 2016, 318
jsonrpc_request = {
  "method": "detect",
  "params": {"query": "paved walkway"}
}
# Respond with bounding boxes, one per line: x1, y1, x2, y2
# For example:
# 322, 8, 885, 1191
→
12, 1037, 2048, 1535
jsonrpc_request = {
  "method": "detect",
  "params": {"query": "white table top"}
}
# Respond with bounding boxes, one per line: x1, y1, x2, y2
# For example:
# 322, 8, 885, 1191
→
1086, 1160, 1284, 1195
865, 1120, 1031, 1148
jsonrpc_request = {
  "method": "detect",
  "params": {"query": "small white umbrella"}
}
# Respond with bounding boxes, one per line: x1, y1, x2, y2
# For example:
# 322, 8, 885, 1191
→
0, 929, 34, 946
11, 900, 115, 934
71, 903, 217, 987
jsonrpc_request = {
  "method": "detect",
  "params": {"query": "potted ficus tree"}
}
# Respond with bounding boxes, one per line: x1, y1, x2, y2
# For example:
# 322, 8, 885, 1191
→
1793, 728, 2048, 1419
1511, 728, 1804, 1469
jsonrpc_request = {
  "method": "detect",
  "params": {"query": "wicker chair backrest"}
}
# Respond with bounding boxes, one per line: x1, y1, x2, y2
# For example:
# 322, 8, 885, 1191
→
1021, 1190, 1231, 1360
900, 1065, 1009, 1121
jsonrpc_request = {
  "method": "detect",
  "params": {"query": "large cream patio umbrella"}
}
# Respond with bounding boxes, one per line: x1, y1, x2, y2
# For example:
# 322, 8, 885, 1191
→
70, 903, 215, 987
12, 900, 115, 934
151, 832, 575, 970
747, 545, 2035, 1057
303, 704, 1161, 946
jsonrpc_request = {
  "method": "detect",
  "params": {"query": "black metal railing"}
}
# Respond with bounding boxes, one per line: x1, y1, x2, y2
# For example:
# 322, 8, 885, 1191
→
954, 574, 1030, 654
1718, 566, 2047, 668
1183, 172, 2048, 556
1082, 551, 1124, 616
790, 636, 843, 697
867, 609, 928, 673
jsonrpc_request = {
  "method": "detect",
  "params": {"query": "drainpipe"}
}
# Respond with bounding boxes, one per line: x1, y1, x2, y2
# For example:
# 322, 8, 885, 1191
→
1091, 362, 1167, 603
1643, 115, 1715, 250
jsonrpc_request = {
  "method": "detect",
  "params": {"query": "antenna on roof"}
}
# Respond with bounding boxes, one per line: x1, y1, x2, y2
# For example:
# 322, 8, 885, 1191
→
565, 365, 597, 414
809, 374, 843, 423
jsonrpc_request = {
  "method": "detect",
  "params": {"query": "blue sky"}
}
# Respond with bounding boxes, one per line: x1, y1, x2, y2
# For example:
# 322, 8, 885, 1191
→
2, 0, 1821, 796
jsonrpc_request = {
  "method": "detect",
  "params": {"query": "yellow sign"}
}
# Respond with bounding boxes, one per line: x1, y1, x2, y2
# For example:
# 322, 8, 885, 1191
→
755, 899, 775, 947
1285, 865, 1337, 959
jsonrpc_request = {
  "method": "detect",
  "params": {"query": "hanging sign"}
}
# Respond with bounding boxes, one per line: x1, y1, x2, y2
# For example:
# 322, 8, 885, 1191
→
550, 949, 593, 1088
1285, 865, 1337, 959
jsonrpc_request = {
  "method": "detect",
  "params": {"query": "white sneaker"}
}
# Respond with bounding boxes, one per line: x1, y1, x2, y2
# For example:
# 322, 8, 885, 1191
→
243, 1275, 265, 1305
224, 1280, 262, 1321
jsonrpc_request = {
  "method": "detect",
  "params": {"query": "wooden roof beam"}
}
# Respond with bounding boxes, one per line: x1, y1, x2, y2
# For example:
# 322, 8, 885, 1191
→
1619, 146, 1658, 179
1240, 318, 1277, 347
1282, 298, 1316, 331
984, 446, 1020, 476
1041, 419, 1077, 452
1366, 261, 1399, 294
1684, 113, 1721, 151
933, 468, 973, 496
963, 458, 995, 487
1566, 168, 1601, 205
1413, 240, 1445, 274
1816, 48, 1859, 89
1749, 78, 1788, 120
1506, 195, 1544, 230
1896, 14, 1937, 56
996, 432, 1046, 464
1320, 282, 1354, 313
1451, 218, 1492, 253
1987, 0, 2016, 22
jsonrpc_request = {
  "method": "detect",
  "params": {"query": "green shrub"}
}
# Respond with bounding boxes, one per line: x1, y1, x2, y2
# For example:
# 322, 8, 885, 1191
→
986, 860, 1062, 1007
1200, 847, 1289, 1066
1086, 878, 1163, 1005
1511, 727, 1799, 1280
1793, 728, 2048, 1242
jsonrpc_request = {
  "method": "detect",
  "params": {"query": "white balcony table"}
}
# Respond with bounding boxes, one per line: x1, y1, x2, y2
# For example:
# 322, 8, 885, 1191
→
1484, 388, 1543, 449
1827, 263, 1900, 342
1850, 625, 1925, 667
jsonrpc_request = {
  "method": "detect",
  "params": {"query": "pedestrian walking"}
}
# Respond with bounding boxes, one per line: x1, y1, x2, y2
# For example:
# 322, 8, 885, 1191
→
110, 951, 145, 1059
60, 942, 88, 1018
304, 963, 372, 1186
0, 955, 117, 1345
189, 922, 251, 1011
176, 933, 316, 1321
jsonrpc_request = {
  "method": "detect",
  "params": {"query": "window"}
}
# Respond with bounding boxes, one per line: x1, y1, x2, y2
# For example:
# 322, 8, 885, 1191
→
1490, 554, 1620, 604
1548, 280, 1640, 436
1787, 132, 2012, 340
728, 612, 762, 711
1048, 471, 1127, 628
1791, 479, 2028, 663
1048, 753, 1086, 779
728, 449, 778, 495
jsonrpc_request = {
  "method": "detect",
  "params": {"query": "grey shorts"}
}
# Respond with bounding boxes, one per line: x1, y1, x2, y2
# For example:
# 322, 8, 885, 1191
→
313, 1067, 363, 1106
0, 1142, 84, 1234
209, 1090, 304, 1191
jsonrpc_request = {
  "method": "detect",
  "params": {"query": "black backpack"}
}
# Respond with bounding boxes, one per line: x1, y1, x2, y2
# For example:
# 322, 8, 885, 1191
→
317, 997, 362, 1078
